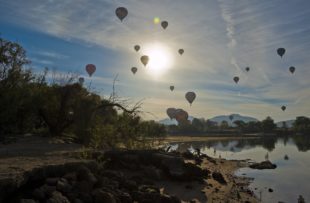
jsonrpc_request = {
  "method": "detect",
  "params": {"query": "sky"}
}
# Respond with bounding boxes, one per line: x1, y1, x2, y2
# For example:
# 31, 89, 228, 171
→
1, 0, 310, 122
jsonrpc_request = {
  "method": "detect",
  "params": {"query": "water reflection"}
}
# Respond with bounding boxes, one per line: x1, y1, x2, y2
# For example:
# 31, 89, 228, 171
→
168, 135, 310, 203
169, 135, 310, 154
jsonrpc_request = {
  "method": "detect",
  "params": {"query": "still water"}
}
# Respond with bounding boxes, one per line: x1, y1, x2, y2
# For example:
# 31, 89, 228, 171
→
168, 136, 310, 203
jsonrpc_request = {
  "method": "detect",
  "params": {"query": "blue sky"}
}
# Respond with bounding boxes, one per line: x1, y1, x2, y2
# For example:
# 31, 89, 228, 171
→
1, 0, 310, 122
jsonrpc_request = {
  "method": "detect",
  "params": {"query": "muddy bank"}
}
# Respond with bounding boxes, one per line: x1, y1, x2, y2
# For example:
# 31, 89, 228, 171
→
0, 149, 259, 203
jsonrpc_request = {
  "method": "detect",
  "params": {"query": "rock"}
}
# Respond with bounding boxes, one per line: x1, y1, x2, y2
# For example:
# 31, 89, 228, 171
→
63, 172, 77, 182
74, 180, 94, 193
46, 191, 70, 203
212, 172, 227, 184
20, 199, 36, 203
249, 161, 277, 169
121, 179, 138, 191
160, 194, 181, 203
101, 170, 124, 182
56, 178, 72, 194
184, 162, 208, 180
40, 184, 57, 197
268, 188, 273, 192
92, 189, 117, 203
73, 199, 83, 203
32, 188, 45, 200
118, 192, 133, 203
142, 166, 163, 180
182, 150, 195, 159
139, 185, 160, 194
76, 166, 97, 184
46, 178, 59, 186
78, 193, 93, 203
170, 195, 182, 203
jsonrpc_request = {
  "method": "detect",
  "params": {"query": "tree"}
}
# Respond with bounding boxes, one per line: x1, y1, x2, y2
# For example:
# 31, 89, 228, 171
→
261, 116, 276, 133
234, 120, 246, 132
220, 120, 229, 129
245, 121, 262, 133
0, 37, 35, 137
192, 118, 204, 132
293, 116, 310, 134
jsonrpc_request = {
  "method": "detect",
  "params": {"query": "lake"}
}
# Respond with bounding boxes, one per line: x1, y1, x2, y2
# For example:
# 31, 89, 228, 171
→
167, 136, 310, 203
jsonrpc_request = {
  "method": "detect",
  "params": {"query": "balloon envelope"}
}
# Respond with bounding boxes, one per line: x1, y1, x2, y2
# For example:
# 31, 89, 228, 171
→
229, 115, 234, 121
175, 109, 188, 122
289, 66, 295, 74
245, 67, 250, 72
185, 92, 196, 106
178, 49, 184, 55
131, 67, 137, 74
134, 45, 140, 52
140, 55, 149, 66
170, 86, 174, 91
115, 7, 128, 21
161, 21, 168, 29
281, 106, 286, 111
233, 76, 239, 84
277, 48, 286, 58
166, 108, 177, 120
86, 64, 96, 77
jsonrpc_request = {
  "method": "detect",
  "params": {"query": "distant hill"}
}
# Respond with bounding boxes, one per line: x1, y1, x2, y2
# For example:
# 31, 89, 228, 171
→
209, 114, 258, 126
276, 120, 295, 128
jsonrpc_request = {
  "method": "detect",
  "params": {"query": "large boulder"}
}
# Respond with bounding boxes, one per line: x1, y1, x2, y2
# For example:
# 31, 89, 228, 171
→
249, 161, 277, 170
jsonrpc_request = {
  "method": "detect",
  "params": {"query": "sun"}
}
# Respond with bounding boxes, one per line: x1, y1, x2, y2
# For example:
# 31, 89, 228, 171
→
142, 43, 174, 77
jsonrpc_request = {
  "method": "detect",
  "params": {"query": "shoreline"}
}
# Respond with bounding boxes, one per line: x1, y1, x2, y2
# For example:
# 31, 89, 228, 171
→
0, 135, 260, 202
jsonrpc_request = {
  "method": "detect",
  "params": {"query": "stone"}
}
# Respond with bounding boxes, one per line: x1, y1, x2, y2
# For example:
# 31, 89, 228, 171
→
32, 188, 45, 200
46, 178, 59, 186
212, 172, 227, 185
46, 191, 70, 203
92, 189, 117, 203
56, 178, 72, 194
249, 161, 277, 170
20, 199, 36, 203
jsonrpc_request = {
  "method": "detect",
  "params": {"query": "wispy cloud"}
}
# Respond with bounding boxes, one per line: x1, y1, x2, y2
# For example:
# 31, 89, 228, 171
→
1, 0, 310, 121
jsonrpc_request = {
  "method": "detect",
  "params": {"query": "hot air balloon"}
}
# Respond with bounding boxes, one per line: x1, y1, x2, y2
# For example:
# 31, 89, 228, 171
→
115, 7, 128, 22
161, 21, 168, 29
78, 77, 84, 85
140, 55, 149, 66
277, 48, 286, 58
175, 109, 188, 123
185, 92, 196, 106
86, 64, 96, 77
233, 76, 239, 84
289, 66, 295, 74
134, 45, 140, 52
229, 115, 234, 121
170, 86, 174, 91
178, 49, 184, 55
281, 106, 286, 111
131, 67, 137, 75
245, 67, 250, 72
166, 108, 177, 120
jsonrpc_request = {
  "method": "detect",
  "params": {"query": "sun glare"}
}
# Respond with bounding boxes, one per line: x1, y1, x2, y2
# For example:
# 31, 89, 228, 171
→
142, 43, 174, 77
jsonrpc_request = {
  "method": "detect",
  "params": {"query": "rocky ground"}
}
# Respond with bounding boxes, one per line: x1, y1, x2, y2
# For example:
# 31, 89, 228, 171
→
0, 136, 261, 203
